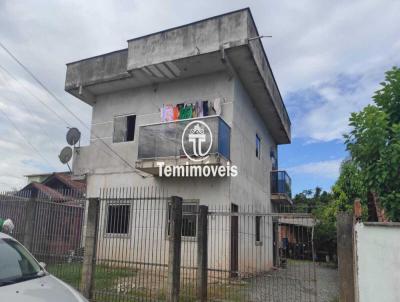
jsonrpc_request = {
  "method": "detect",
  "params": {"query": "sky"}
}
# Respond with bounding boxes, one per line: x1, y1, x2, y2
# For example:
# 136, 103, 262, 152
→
0, 0, 399, 193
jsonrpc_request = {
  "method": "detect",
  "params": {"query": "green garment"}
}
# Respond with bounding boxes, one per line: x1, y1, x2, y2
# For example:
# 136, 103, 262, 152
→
179, 105, 193, 120
0, 218, 5, 231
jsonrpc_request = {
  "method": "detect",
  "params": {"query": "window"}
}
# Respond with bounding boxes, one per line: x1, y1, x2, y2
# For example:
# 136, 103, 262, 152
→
256, 134, 261, 159
106, 205, 130, 234
167, 201, 198, 238
255, 216, 262, 243
113, 115, 136, 143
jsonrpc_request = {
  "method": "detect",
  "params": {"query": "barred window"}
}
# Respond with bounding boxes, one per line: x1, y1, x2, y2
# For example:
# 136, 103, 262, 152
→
106, 205, 130, 234
167, 202, 198, 238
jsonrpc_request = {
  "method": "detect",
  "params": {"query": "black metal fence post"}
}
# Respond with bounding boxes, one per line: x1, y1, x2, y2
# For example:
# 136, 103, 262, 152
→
81, 197, 100, 299
167, 196, 183, 302
197, 205, 208, 301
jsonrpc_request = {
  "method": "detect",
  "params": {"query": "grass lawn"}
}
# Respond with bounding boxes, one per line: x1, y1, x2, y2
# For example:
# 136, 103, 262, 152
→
47, 262, 138, 290
47, 263, 246, 301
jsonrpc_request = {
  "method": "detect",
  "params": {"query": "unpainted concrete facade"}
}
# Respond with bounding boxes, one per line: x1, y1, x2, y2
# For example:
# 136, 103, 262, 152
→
65, 8, 291, 273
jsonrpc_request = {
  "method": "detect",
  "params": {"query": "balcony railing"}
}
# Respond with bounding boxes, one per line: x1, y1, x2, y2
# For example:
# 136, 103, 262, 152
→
271, 170, 292, 198
137, 116, 230, 161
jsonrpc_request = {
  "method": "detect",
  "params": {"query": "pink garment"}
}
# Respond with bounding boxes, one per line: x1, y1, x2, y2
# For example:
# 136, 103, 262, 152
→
165, 105, 174, 121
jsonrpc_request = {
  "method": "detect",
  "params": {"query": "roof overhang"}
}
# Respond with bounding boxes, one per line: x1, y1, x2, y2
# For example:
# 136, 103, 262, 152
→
65, 8, 291, 144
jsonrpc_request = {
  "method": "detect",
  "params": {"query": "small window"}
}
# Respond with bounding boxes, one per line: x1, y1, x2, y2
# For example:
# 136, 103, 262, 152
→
113, 115, 136, 143
255, 216, 262, 243
167, 202, 198, 238
106, 205, 130, 234
256, 134, 261, 159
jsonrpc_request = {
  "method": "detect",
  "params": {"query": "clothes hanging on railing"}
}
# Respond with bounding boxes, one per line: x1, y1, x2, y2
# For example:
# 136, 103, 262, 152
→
179, 104, 193, 119
160, 99, 220, 122
173, 106, 179, 120
202, 100, 209, 116
164, 104, 174, 121
197, 101, 204, 117
160, 105, 166, 122
212, 98, 222, 116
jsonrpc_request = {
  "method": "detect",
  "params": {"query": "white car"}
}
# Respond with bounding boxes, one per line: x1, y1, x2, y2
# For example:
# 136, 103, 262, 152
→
0, 232, 88, 301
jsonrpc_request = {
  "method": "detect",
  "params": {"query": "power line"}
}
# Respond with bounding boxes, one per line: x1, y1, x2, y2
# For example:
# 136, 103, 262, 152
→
0, 65, 61, 151
0, 41, 147, 177
0, 63, 71, 127
0, 105, 56, 169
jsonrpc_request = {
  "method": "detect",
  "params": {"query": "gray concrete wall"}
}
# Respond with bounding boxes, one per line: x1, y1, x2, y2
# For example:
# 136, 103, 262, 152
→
126, 10, 248, 71
73, 66, 276, 272
230, 77, 275, 211
75, 70, 234, 204
228, 77, 276, 270
65, 9, 290, 142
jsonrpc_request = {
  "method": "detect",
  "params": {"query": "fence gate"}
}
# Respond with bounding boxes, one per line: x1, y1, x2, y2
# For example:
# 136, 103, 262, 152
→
200, 209, 318, 302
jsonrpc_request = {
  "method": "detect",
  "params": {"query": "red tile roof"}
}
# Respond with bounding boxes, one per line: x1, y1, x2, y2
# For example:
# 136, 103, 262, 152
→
28, 183, 67, 200
45, 172, 86, 192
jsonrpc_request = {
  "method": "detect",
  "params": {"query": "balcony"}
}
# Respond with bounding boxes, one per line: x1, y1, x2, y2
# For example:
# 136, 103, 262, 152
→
136, 116, 230, 175
271, 170, 292, 204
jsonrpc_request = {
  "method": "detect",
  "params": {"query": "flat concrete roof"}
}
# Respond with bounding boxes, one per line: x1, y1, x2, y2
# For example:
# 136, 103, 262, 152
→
65, 8, 291, 144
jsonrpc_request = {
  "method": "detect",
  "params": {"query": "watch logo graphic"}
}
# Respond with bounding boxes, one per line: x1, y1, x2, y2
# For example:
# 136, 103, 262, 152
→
182, 120, 213, 162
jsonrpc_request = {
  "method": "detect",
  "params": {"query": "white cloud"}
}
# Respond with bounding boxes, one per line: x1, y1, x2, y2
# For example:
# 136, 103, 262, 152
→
286, 159, 343, 179
265, 0, 400, 142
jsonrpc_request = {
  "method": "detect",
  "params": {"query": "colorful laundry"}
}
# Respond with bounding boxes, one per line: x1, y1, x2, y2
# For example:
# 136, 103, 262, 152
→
160, 105, 166, 122
197, 101, 203, 117
202, 101, 209, 116
173, 106, 179, 120
160, 100, 212, 122
179, 104, 193, 119
213, 98, 222, 115
164, 104, 174, 121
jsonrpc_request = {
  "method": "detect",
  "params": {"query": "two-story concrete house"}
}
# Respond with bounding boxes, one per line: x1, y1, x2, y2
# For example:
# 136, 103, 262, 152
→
65, 8, 291, 273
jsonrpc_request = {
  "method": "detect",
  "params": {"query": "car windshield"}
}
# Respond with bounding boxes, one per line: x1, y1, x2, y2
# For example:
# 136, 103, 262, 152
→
0, 238, 44, 286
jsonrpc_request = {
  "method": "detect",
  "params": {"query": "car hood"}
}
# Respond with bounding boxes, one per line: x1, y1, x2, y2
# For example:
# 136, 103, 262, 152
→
0, 274, 87, 302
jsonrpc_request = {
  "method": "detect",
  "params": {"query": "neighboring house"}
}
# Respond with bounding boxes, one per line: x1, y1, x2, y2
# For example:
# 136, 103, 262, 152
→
20, 172, 86, 200
278, 217, 315, 261
0, 172, 86, 256
65, 9, 292, 272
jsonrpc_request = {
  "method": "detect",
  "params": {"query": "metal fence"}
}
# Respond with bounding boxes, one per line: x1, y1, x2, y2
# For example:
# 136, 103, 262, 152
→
93, 187, 170, 301
0, 187, 317, 301
0, 190, 85, 289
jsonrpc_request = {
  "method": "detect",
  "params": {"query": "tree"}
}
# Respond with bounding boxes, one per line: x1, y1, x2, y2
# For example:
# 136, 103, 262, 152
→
293, 187, 337, 258
345, 66, 400, 221
331, 159, 366, 213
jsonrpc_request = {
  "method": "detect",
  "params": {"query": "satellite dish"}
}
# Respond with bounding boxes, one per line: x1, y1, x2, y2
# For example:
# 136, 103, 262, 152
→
66, 127, 81, 146
59, 146, 72, 164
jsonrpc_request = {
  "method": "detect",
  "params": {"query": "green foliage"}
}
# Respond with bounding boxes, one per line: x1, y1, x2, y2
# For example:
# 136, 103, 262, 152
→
293, 187, 337, 257
331, 160, 366, 212
292, 161, 367, 257
344, 66, 400, 221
